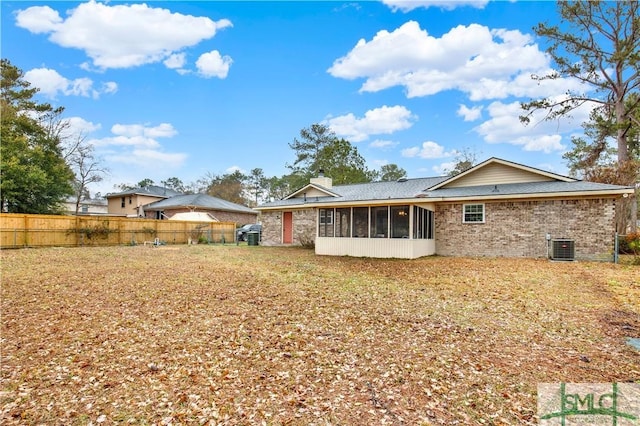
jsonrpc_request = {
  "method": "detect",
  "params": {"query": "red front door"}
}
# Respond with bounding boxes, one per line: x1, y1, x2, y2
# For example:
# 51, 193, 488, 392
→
283, 211, 293, 244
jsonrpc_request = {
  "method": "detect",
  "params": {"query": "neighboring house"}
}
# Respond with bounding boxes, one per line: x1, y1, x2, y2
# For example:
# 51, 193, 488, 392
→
106, 185, 182, 217
143, 193, 258, 224
63, 197, 108, 215
255, 157, 635, 261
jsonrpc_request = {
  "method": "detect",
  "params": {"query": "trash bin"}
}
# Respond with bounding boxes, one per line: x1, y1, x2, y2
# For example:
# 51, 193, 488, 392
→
247, 231, 259, 246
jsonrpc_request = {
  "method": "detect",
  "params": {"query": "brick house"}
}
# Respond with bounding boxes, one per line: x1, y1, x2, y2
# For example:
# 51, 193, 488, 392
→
255, 158, 635, 260
143, 193, 258, 225
106, 186, 258, 225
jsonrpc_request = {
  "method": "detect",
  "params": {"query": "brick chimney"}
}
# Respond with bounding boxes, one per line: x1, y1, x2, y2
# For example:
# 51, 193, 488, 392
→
310, 169, 332, 189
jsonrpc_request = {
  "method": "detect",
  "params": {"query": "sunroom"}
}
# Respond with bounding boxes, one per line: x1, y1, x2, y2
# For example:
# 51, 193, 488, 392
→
315, 203, 436, 258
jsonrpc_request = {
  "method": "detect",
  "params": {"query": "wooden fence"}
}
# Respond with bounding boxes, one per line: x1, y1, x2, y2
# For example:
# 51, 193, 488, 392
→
0, 214, 237, 248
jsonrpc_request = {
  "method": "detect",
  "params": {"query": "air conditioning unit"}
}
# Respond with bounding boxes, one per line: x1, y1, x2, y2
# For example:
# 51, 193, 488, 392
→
551, 239, 575, 261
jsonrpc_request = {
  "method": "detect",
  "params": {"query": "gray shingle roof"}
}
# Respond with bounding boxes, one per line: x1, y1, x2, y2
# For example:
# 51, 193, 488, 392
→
107, 185, 182, 198
257, 177, 633, 209
425, 180, 632, 198
258, 177, 448, 208
144, 193, 256, 214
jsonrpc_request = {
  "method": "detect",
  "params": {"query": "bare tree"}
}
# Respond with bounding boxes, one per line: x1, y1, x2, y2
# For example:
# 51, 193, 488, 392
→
67, 134, 108, 214
443, 148, 480, 177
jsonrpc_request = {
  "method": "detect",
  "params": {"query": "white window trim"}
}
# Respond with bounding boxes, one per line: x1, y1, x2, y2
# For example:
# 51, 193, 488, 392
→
319, 208, 334, 225
463, 203, 485, 223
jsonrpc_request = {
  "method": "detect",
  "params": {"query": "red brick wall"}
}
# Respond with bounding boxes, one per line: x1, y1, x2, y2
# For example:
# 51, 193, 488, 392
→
435, 198, 617, 260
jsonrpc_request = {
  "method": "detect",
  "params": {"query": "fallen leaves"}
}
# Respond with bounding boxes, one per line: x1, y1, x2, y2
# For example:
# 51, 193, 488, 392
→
1, 246, 638, 425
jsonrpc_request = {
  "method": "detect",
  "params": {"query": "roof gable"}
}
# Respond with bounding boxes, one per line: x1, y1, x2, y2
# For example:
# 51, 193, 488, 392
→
428, 157, 575, 190
144, 194, 256, 214
285, 183, 339, 200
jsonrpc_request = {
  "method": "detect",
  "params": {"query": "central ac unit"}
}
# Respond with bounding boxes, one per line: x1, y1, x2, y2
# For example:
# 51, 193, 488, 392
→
551, 239, 575, 261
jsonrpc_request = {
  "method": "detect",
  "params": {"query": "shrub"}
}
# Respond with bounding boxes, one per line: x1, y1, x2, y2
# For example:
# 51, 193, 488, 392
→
298, 235, 315, 249
624, 230, 640, 256
68, 221, 114, 240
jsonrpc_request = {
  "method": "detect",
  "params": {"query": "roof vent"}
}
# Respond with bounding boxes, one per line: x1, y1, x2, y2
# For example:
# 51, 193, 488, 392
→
551, 239, 575, 261
397, 177, 408, 182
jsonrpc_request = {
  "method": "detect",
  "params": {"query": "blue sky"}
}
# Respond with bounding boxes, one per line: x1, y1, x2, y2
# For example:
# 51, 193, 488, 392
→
2, 0, 594, 196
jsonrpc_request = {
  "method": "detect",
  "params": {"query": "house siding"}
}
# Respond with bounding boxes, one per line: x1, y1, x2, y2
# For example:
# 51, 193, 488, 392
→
316, 237, 435, 259
435, 198, 617, 260
442, 162, 556, 188
107, 194, 163, 216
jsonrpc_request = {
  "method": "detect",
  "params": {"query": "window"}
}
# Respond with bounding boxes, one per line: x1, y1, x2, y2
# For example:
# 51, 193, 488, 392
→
391, 206, 410, 238
121, 197, 125, 208
352, 207, 369, 237
320, 209, 333, 225
335, 208, 351, 237
463, 204, 484, 223
370, 206, 389, 238
413, 206, 434, 239
318, 208, 334, 237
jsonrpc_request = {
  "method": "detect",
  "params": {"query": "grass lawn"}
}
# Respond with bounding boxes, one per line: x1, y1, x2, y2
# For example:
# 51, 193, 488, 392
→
1, 245, 639, 425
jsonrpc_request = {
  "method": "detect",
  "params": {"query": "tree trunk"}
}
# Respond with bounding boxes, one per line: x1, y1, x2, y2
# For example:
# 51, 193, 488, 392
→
616, 99, 629, 163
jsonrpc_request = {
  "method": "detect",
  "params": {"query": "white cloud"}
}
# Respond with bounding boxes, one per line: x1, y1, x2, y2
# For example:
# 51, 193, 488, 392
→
54, 116, 102, 145
95, 123, 177, 148
457, 104, 482, 121
432, 161, 457, 175
67, 77, 93, 97
226, 165, 243, 174
102, 82, 118, 94
111, 124, 144, 137
110, 123, 177, 139
517, 135, 564, 153
382, 0, 489, 12
24, 68, 68, 97
91, 122, 187, 170
326, 105, 416, 142
66, 117, 101, 136
15, 1, 232, 70
106, 149, 187, 168
371, 159, 389, 168
401, 141, 456, 159
328, 21, 575, 100
369, 139, 398, 149
145, 123, 178, 139
24, 67, 117, 99
196, 50, 233, 79
164, 53, 187, 69
14, 5, 61, 34
91, 135, 161, 149
472, 99, 594, 153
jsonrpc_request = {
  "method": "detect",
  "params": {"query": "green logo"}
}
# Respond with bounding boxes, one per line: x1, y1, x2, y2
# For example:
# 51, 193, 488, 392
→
538, 383, 640, 425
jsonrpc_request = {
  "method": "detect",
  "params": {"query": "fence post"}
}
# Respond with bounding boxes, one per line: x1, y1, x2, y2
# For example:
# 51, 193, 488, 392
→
23, 214, 28, 247
614, 232, 619, 264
